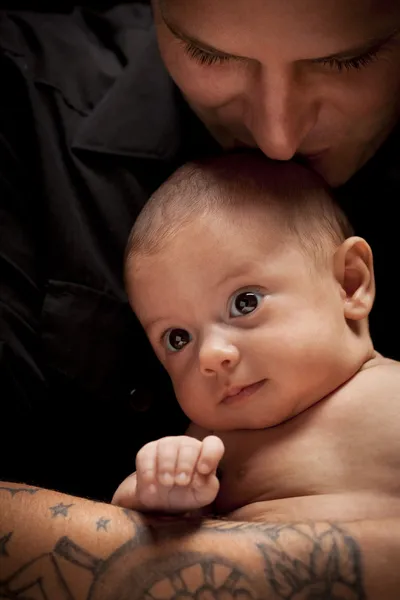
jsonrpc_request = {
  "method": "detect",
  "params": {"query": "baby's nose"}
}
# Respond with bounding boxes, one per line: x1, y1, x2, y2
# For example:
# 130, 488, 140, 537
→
199, 334, 240, 376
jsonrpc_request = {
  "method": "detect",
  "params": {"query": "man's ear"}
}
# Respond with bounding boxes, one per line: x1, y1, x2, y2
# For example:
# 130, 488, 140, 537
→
333, 236, 375, 321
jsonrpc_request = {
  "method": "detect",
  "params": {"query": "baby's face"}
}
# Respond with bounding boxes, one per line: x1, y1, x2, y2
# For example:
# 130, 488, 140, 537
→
128, 209, 354, 431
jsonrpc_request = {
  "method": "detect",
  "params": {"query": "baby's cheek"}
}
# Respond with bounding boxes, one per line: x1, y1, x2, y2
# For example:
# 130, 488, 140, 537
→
166, 364, 187, 397
151, 342, 166, 365
173, 374, 192, 402
174, 376, 201, 414
171, 349, 205, 400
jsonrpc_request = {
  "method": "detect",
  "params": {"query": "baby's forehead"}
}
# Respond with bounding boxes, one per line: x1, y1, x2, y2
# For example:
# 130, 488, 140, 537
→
130, 201, 296, 274
131, 211, 297, 278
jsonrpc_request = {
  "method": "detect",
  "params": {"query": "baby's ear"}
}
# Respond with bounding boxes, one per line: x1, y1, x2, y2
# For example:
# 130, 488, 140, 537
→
333, 236, 375, 321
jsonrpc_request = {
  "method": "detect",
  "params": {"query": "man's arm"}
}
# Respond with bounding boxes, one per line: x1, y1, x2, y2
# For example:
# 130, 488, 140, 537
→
1, 482, 399, 600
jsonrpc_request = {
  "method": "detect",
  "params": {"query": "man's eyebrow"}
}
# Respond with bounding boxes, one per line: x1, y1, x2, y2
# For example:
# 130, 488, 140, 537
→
159, 4, 399, 63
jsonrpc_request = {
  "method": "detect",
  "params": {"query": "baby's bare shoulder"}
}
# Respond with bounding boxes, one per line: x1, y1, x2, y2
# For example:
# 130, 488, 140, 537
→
349, 355, 400, 398
322, 355, 400, 427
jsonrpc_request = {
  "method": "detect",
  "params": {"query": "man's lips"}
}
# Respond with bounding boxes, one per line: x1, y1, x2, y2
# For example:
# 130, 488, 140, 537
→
300, 148, 329, 161
222, 379, 267, 405
233, 138, 255, 149
231, 136, 329, 159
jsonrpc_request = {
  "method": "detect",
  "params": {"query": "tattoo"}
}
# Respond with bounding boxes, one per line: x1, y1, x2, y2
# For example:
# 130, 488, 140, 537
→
0, 486, 39, 497
122, 508, 138, 523
54, 537, 102, 573
258, 522, 365, 599
97, 520, 365, 599
96, 518, 110, 532
49, 503, 74, 518
0, 513, 366, 600
90, 545, 259, 599
0, 532, 13, 557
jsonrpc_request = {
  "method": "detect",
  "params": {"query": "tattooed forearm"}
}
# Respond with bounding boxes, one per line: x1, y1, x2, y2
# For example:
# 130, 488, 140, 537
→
0, 486, 39, 497
92, 547, 261, 600
85, 519, 365, 600
0, 490, 370, 600
0, 515, 367, 600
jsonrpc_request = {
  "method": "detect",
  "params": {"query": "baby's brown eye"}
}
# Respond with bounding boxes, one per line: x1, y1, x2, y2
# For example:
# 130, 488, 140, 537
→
165, 328, 192, 352
230, 291, 263, 317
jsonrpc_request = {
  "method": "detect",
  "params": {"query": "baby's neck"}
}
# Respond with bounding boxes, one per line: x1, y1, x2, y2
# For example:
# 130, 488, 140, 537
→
343, 320, 376, 377
359, 351, 394, 372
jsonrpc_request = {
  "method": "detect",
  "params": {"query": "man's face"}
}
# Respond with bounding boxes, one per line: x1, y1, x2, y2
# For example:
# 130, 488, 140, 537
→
128, 208, 355, 431
153, 0, 400, 186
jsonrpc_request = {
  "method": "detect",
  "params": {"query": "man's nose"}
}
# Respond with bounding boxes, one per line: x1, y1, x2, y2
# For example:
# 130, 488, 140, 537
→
245, 65, 319, 161
199, 330, 240, 376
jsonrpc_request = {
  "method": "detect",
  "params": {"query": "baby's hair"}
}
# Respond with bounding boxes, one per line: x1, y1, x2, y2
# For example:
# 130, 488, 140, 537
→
125, 150, 354, 274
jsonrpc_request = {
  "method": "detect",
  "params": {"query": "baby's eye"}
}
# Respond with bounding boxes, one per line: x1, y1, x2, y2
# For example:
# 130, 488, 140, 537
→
229, 290, 264, 317
164, 328, 192, 352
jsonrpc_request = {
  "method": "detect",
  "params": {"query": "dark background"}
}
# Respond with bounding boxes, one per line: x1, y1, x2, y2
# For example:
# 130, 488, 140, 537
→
0, 1, 149, 10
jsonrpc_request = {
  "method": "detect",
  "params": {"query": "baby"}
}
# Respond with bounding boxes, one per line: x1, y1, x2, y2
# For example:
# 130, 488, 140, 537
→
113, 152, 400, 522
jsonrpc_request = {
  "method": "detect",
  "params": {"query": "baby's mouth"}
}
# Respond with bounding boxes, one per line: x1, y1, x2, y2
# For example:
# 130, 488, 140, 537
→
222, 379, 267, 405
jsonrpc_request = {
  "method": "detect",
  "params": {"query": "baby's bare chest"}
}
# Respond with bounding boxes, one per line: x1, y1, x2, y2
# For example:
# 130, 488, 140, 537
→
214, 401, 400, 514
215, 427, 331, 513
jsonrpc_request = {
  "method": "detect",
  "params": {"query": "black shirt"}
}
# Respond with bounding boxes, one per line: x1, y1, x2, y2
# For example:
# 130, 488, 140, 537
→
0, 4, 399, 500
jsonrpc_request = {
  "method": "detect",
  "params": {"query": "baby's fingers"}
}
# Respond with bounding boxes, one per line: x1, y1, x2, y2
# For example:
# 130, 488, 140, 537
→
174, 438, 203, 486
111, 472, 138, 508
156, 437, 183, 487
197, 435, 225, 475
135, 441, 159, 489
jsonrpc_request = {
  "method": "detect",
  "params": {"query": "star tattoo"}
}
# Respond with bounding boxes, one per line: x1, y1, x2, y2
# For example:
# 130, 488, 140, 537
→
49, 503, 74, 518
0, 532, 13, 557
0, 486, 39, 497
96, 517, 111, 532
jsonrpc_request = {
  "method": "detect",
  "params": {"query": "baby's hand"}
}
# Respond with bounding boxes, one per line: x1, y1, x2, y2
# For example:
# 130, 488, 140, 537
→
112, 435, 224, 513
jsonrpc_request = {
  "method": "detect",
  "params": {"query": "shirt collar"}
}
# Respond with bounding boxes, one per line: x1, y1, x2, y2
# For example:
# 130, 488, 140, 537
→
72, 28, 185, 161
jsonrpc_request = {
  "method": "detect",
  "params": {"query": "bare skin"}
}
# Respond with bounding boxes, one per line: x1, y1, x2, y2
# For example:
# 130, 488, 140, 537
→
113, 355, 400, 522
154, 0, 400, 186
2, 482, 400, 600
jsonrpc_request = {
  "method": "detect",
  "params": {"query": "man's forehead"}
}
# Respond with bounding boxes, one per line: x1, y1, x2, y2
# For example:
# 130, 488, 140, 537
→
158, 0, 400, 37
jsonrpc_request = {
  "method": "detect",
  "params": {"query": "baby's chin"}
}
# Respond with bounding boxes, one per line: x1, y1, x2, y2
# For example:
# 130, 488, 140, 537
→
213, 394, 323, 432
209, 411, 293, 432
